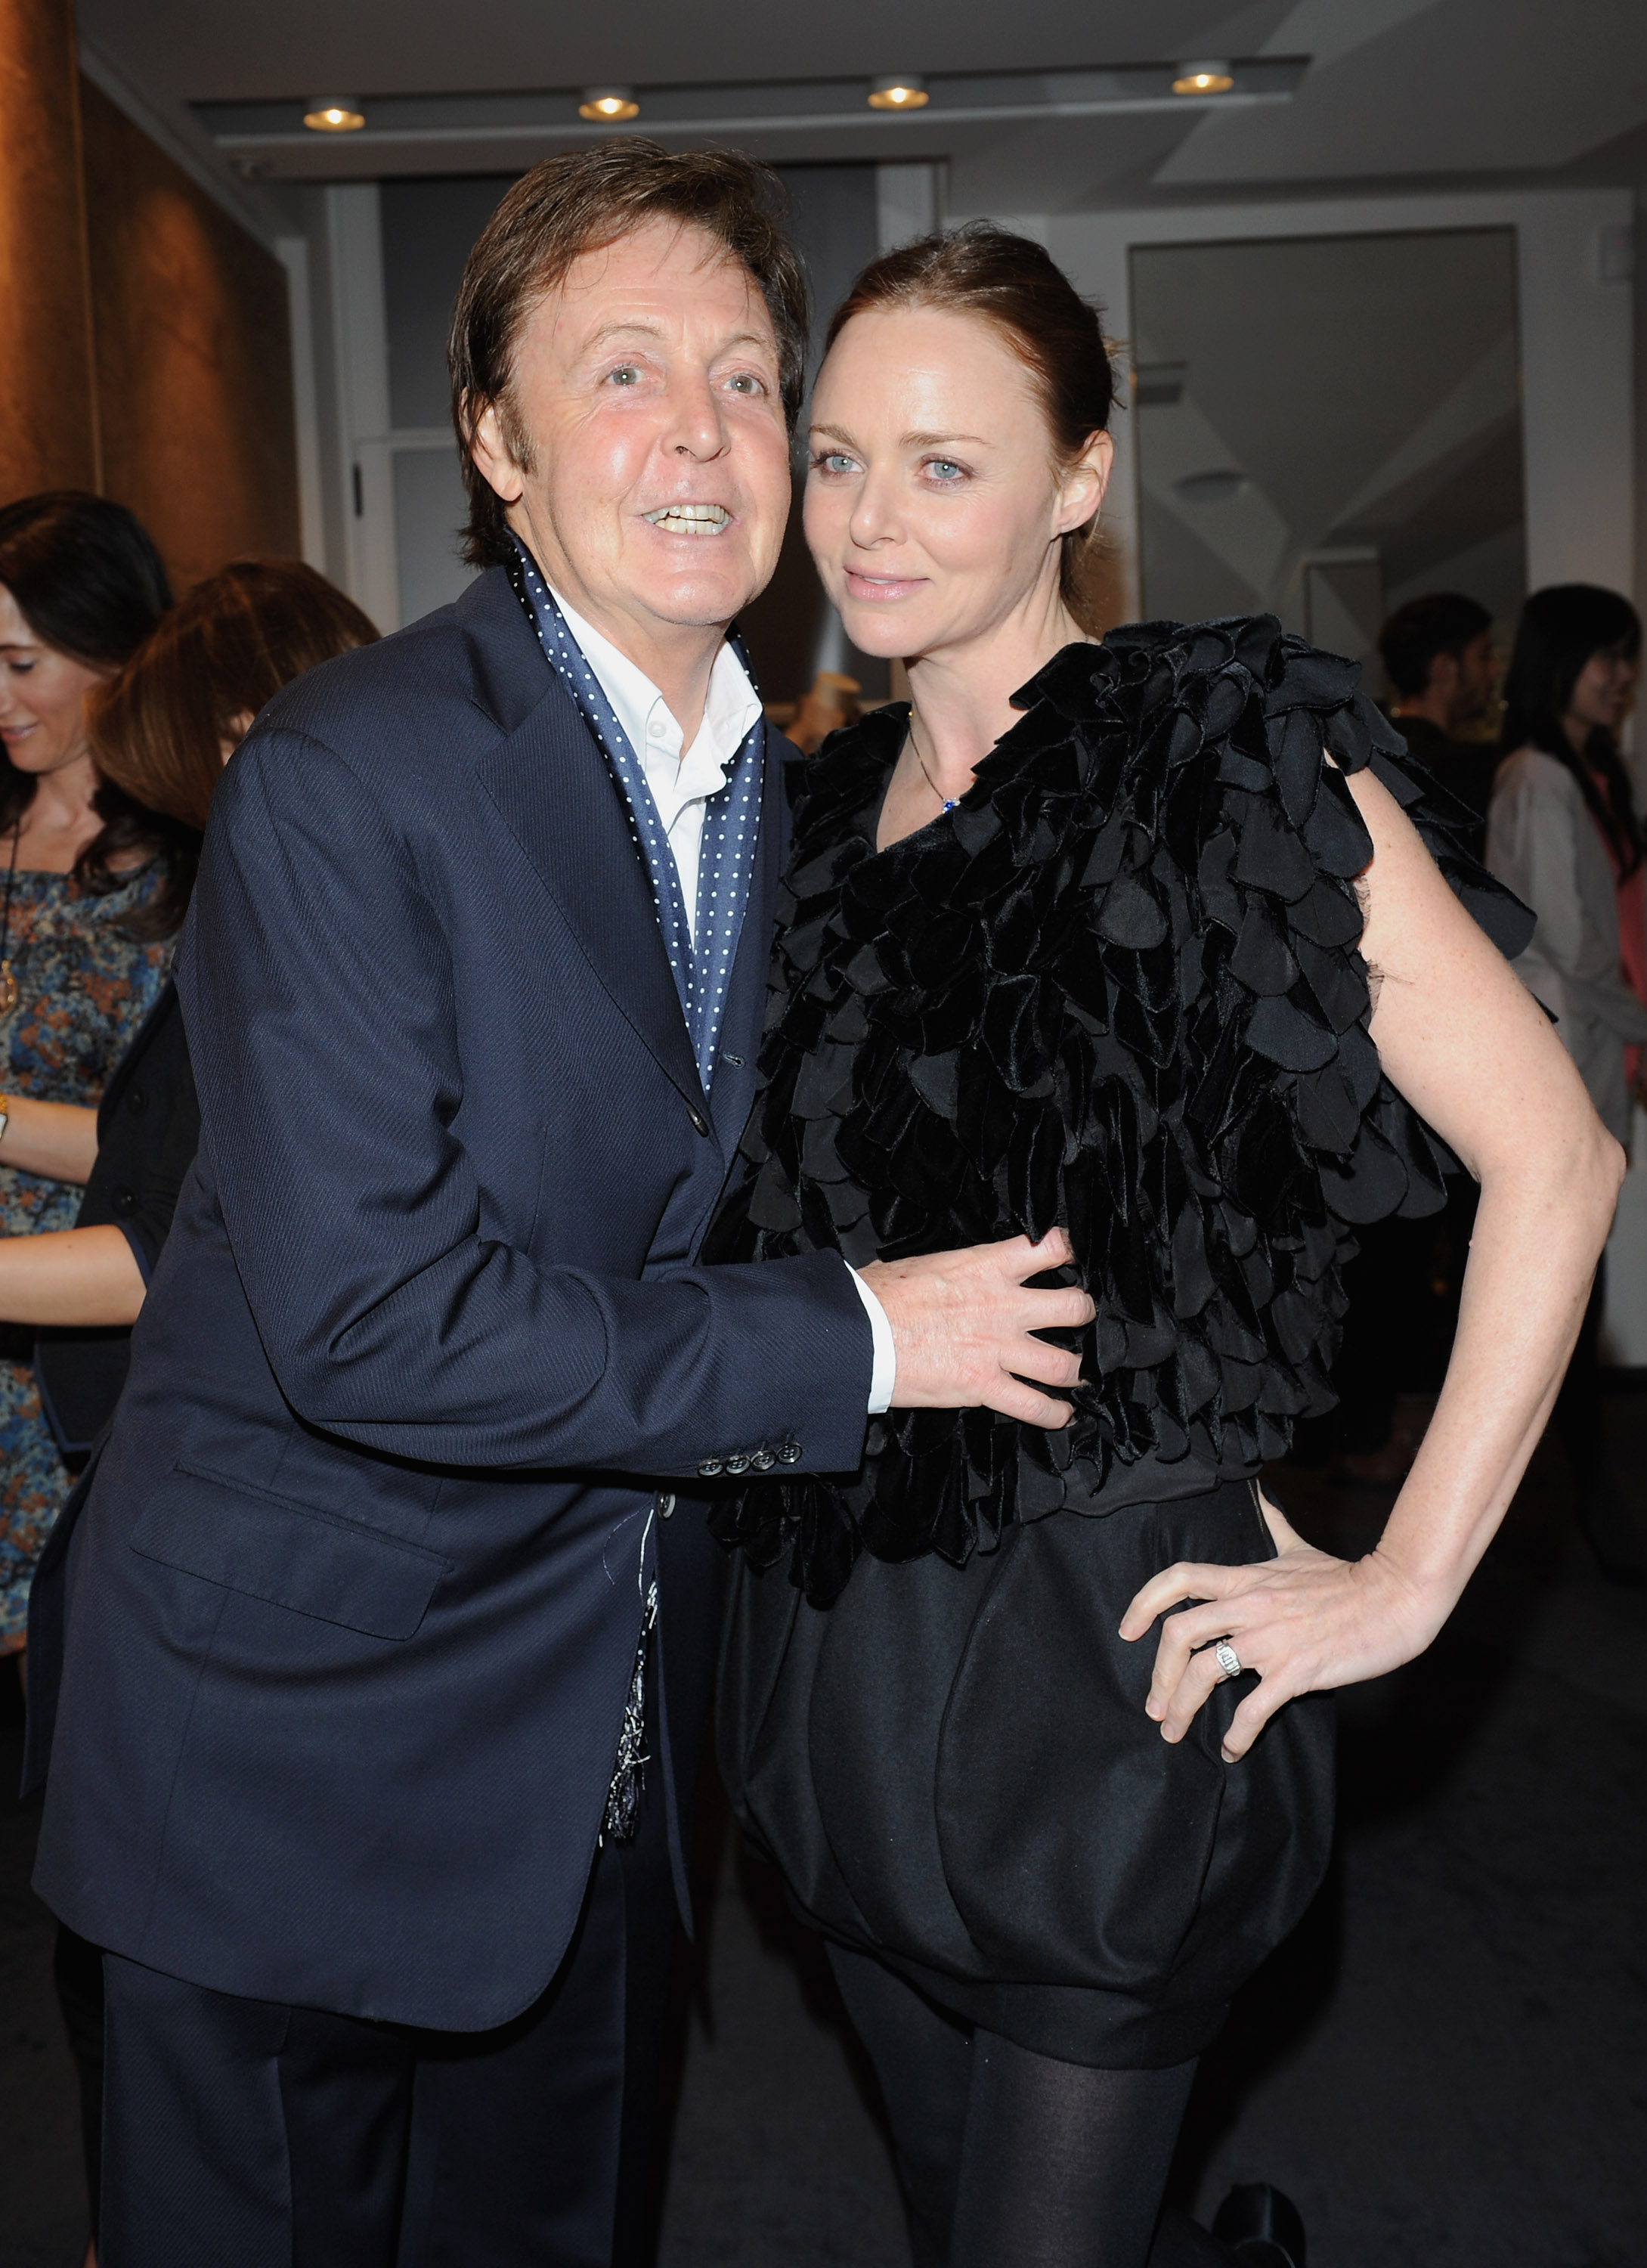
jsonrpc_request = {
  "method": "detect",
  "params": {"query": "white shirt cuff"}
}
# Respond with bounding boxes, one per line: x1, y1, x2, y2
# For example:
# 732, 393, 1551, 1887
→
847, 1265, 896, 1414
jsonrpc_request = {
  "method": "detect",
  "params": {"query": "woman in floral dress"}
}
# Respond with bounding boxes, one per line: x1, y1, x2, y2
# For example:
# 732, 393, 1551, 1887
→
0, 494, 181, 1668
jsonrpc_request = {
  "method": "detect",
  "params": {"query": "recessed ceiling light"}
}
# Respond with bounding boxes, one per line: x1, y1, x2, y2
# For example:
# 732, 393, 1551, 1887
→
1175, 469, 1249, 505
868, 75, 929, 111
578, 86, 640, 122
302, 97, 366, 132
1171, 60, 1235, 96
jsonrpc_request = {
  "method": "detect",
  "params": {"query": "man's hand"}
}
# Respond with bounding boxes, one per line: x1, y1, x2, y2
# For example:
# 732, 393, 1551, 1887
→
858, 1231, 1094, 1427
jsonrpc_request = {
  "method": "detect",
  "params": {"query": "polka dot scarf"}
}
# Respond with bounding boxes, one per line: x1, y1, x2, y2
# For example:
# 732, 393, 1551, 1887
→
507, 541, 763, 1096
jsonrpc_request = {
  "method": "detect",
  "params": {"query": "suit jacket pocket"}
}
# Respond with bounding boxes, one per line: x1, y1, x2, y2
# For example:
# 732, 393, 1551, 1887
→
129, 1461, 452, 1641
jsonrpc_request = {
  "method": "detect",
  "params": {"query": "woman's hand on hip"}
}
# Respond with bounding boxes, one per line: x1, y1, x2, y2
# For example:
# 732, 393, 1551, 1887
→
1118, 1496, 1450, 1763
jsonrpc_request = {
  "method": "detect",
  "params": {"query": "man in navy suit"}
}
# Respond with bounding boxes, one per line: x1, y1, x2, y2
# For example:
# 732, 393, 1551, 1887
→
27, 145, 1089, 2264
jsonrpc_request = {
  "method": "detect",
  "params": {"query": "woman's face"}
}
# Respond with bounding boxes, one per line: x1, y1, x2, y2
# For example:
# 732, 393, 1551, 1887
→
1566, 642, 1638, 739
0, 584, 107, 776
802, 305, 1111, 662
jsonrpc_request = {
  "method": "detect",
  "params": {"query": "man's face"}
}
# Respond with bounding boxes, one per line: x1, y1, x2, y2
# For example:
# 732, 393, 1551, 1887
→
469, 219, 792, 655
1440, 629, 1498, 729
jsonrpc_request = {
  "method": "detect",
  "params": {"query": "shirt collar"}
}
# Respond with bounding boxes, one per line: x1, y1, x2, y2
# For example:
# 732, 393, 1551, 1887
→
550, 585, 761, 802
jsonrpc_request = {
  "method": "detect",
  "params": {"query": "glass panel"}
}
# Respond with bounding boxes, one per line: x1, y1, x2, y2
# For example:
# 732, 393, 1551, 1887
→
381, 175, 515, 432
1129, 228, 1525, 684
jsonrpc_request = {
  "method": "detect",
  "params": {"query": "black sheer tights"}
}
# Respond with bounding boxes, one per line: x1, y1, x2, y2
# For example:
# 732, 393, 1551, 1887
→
828, 1946, 1231, 2268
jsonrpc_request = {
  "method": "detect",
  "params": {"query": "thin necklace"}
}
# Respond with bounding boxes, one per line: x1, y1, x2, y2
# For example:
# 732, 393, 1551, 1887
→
0, 823, 20, 1017
908, 714, 961, 813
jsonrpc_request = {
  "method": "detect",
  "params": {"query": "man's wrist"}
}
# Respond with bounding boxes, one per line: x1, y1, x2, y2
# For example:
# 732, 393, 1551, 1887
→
847, 1264, 896, 1413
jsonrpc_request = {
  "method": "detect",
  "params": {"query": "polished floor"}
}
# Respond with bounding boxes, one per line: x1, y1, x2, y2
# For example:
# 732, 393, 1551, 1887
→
3, 1399, 1645, 2268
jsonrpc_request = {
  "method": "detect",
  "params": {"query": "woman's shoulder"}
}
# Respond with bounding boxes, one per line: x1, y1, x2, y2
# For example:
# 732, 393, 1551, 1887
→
1494, 743, 1578, 800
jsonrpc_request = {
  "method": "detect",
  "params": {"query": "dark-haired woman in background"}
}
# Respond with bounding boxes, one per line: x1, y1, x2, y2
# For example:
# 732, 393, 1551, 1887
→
0, 494, 183, 1672
16, 556, 376, 2268
1488, 584, 1646, 1580
710, 231, 1620, 2268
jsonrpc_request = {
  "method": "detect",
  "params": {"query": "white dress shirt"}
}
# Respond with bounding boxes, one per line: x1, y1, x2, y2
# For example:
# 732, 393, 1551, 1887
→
551, 588, 896, 1413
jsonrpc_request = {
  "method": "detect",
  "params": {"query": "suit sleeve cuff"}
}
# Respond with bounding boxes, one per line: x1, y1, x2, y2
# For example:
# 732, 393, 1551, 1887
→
847, 1265, 896, 1414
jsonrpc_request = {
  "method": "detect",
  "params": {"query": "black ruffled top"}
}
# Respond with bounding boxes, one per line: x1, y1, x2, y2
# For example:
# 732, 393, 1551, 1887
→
706, 618, 1533, 1606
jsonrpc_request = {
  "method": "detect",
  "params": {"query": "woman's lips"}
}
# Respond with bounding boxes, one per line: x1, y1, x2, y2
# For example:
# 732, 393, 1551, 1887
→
842, 568, 927, 603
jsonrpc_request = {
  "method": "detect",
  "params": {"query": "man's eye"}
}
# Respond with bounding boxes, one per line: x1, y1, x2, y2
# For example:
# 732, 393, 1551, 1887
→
607, 365, 641, 386
725, 372, 763, 395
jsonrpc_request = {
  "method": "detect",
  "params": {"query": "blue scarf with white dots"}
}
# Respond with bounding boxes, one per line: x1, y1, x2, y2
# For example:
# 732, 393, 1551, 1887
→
506, 540, 763, 1095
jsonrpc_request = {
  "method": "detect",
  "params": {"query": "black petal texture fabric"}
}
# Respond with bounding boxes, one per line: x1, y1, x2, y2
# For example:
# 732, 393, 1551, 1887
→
706, 618, 1532, 1606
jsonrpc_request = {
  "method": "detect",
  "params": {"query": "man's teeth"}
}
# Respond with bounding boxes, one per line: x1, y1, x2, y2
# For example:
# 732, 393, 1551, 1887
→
646, 505, 730, 534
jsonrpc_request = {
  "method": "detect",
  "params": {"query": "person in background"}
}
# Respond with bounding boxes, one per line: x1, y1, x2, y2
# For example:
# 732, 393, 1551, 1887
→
1320, 592, 1504, 1485
1488, 584, 1646, 1583
16, 556, 376, 2268
0, 494, 181, 1686
1379, 591, 1500, 854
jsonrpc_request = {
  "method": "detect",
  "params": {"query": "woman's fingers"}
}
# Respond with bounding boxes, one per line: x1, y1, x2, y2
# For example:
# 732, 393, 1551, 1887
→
1153, 1639, 1228, 1743
1144, 1596, 1257, 1716
1119, 1559, 1237, 1641
1220, 1676, 1299, 1763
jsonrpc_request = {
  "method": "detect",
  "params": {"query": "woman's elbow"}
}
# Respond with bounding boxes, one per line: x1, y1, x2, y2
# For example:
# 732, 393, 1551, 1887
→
1568, 1117, 1627, 1248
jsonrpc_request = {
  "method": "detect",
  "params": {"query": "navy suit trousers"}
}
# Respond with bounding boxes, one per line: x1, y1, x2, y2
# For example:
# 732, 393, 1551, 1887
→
100, 1780, 674, 2268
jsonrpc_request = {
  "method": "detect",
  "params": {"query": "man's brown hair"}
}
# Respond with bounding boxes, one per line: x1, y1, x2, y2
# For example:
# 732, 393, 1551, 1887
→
450, 141, 810, 569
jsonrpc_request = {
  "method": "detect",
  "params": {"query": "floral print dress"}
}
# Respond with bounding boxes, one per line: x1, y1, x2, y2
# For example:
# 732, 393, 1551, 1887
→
0, 863, 170, 1653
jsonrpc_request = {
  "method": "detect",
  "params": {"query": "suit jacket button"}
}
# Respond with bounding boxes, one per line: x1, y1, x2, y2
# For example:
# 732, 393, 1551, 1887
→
110, 1184, 138, 1218
698, 1458, 723, 1478
686, 1103, 710, 1136
778, 1442, 801, 1465
658, 1492, 676, 1519
750, 1448, 776, 1472
725, 1452, 749, 1475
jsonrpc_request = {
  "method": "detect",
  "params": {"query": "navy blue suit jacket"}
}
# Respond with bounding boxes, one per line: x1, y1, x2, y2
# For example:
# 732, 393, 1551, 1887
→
29, 565, 870, 2029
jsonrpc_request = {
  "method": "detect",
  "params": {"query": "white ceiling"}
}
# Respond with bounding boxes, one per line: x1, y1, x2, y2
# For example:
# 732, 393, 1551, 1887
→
82, 0, 1647, 218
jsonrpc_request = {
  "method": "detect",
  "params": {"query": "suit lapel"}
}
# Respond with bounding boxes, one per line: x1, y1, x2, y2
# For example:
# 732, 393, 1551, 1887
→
461, 574, 705, 1110
708, 720, 788, 1152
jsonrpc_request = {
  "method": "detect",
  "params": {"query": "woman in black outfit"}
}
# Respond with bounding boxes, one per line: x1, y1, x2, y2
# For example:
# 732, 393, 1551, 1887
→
13, 557, 375, 2265
707, 229, 1619, 2267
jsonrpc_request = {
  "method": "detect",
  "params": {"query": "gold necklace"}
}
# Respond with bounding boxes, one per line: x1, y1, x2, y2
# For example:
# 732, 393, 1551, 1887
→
907, 716, 960, 813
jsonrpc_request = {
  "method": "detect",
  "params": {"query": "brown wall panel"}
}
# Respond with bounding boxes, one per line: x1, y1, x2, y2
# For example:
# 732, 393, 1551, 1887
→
80, 76, 299, 590
0, 0, 98, 500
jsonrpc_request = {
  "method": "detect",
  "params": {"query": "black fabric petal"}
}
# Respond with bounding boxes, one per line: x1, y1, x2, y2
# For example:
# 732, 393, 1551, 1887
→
702, 615, 1534, 1607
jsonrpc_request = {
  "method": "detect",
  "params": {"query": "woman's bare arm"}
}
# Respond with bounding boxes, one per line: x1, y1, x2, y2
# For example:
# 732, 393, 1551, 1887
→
1122, 760, 1624, 1760
0, 1224, 146, 1325
0, 1097, 100, 1183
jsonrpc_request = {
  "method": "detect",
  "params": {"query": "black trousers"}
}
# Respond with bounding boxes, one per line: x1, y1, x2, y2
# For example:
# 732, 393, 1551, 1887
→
98, 1781, 676, 2268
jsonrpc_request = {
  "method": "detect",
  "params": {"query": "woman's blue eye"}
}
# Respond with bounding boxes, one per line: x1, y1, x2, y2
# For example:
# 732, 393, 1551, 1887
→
816, 454, 857, 475
927, 460, 964, 482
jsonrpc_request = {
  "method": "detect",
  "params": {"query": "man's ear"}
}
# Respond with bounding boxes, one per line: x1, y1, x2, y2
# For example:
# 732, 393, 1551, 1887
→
467, 398, 527, 507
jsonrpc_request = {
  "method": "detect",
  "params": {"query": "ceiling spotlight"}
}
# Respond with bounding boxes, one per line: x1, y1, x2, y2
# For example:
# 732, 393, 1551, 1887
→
1171, 60, 1235, 95
578, 86, 640, 122
302, 97, 366, 132
868, 75, 929, 111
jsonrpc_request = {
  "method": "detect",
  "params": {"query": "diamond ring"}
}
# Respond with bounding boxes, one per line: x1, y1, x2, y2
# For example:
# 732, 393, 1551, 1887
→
1214, 1638, 1242, 1681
